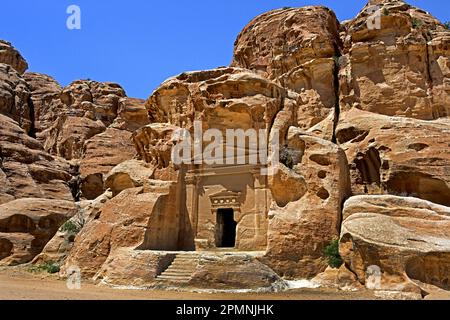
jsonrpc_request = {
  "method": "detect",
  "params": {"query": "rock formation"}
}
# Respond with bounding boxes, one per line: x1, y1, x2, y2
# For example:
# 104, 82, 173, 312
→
341, 195, 450, 295
0, 198, 77, 265
0, 40, 28, 74
0, 0, 449, 298
232, 6, 342, 130
339, 0, 450, 119
337, 108, 450, 205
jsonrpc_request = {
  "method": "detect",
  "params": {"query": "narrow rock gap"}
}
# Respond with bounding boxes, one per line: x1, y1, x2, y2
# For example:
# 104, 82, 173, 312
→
69, 163, 82, 202
423, 31, 439, 119
27, 94, 37, 139
331, 44, 342, 144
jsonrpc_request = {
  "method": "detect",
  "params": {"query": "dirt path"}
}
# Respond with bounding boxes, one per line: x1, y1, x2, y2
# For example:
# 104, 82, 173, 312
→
0, 267, 377, 300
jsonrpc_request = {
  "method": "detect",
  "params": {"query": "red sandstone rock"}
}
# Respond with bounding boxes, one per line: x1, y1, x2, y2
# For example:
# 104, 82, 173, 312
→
0, 114, 74, 204
0, 40, 28, 74
0, 198, 77, 265
232, 6, 342, 130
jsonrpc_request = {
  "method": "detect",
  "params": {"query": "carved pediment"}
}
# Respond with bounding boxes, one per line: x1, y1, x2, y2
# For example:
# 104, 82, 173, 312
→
210, 190, 241, 208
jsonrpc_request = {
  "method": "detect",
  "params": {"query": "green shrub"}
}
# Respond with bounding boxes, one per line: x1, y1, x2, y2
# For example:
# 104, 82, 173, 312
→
444, 22, 450, 30
28, 262, 60, 274
324, 240, 343, 269
60, 220, 80, 234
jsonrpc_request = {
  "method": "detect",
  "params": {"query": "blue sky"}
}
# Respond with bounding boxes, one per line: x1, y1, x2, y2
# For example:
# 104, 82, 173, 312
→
0, 0, 448, 99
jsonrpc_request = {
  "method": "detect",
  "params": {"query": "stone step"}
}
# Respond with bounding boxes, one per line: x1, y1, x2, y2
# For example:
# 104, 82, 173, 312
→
170, 262, 198, 268
155, 253, 200, 283
173, 256, 199, 261
157, 275, 191, 282
165, 266, 196, 272
161, 271, 194, 277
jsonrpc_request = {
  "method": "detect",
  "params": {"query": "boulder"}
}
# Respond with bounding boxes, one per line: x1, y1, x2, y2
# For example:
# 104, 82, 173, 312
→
33, 191, 113, 265
93, 248, 175, 287
104, 160, 155, 197
190, 253, 284, 290
340, 195, 450, 295
63, 183, 180, 278
311, 265, 363, 291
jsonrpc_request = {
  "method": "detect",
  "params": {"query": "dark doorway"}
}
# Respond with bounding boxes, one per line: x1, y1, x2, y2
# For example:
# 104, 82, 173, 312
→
216, 209, 237, 248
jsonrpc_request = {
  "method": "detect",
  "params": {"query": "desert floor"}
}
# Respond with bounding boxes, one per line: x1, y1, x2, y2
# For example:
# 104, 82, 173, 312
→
0, 267, 380, 300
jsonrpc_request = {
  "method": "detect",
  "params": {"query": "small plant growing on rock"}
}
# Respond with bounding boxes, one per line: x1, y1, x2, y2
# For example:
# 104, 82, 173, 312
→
444, 22, 450, 30
324, 240, 343, 269
60, 220, 81, 234
28, 262, 60, 274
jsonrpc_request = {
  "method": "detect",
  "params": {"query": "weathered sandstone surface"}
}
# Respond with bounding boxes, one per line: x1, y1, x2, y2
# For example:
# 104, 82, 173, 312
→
341, 195, 450, 295
337, 108, 450, 206
232, 7, 342, 130
0, 0, 449, 296
0, 198, 77, 265
0, 114, 74, 204
339, 0, 450, 119
63, 183, 180, 278
263, 129, 350, 278
0, 40, 28, 74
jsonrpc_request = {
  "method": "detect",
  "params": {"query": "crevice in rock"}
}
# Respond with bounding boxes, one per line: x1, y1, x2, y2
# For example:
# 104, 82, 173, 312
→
27, 94, 37, 139
0, 146, 3, 169
422, 31, 442, 119
68, 162, 81, 202
331, 44, 342, 144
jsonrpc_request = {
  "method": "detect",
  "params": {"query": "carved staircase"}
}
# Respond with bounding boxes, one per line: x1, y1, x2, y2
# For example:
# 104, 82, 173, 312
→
156, 253, 199, 283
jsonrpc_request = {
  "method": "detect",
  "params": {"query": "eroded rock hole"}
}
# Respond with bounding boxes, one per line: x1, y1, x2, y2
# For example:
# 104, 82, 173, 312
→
354, 147, 381, 187
386, 172, 450, 206
310, 154, 331, 166
317, 187, 330, 200
0, 215, 35, 233
408, 143, 429, 152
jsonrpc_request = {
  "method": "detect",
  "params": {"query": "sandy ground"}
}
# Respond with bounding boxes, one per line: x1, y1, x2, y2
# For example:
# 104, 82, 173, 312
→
0, 267, 378, 300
